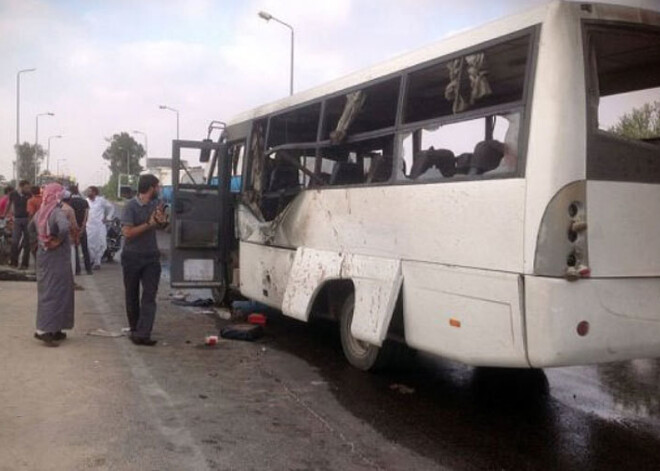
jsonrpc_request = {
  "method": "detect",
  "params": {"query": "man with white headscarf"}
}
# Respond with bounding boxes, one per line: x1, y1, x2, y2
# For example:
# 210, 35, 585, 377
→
85, 186, 114, 269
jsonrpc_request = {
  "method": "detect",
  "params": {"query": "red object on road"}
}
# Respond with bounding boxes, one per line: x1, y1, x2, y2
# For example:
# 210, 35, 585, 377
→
247, 313, 267, 326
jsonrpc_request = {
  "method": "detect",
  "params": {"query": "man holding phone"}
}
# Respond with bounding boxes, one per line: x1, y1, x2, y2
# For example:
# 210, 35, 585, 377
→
120, 174, 167, 346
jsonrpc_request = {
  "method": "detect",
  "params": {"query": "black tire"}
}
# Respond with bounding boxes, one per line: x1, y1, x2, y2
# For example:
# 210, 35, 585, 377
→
339, 293, 387, 371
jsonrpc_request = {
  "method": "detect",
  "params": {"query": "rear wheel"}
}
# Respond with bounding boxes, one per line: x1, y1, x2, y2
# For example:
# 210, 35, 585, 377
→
339, 293, 386, 371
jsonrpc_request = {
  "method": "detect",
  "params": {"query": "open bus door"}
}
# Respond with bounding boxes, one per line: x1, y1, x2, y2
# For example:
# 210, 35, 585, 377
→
170, 139, 233, 304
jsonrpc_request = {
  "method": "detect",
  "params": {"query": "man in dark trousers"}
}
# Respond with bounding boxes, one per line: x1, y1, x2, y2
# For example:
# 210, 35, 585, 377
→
4, 180, 32, 269
121, 174, 167, 346
67, 185, 92, 275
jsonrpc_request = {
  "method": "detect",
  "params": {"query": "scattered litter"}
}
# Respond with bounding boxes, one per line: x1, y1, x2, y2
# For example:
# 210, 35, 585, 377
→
87, 328, 123, 338
217, 309, 231, 320
195, 308, 217, 315
205, 335, 219, 346
220, 324, 264, 341
389, 383, 415, 395
185, 340, 192, 344
199, 394, 208, 399
248, 313, 267, 326
231, 300, 274, 315
261, 347, 267, 353
170, 291, 187, 301
121, 327, 131, 335
172, 297, 214, 307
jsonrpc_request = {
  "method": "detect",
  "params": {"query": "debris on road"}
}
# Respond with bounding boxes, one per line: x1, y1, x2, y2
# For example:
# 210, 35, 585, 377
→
220, 324, 264, 341
169, 291, 187, 301
205, 335, 219, 346
172, 297, 214, 307
195, 308, 217, 315
248, 313, 267, 326
87, 328, 123, 338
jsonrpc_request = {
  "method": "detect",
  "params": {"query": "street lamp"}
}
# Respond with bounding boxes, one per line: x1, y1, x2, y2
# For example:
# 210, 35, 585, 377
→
132, 129, 148, 159
57, 158, 66, 176
258, 11, 294, 96
35, 112, 54, 147
47, 134, 62, 172
158, 105, 179, 139
15, 67, 36, 181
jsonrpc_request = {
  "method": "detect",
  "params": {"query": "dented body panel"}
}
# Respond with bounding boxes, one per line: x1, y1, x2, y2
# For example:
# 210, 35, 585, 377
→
282, 247, 402, 346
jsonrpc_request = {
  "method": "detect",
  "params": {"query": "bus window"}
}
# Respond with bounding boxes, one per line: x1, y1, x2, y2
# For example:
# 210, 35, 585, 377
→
323, 77, 400, 141
260, 148, 317, 221
590, 26, 660, 142
229, 143, 244, 193
320, 135, 394, 186
268, 103, 321, 148
399, 111, 520, 181
404, 34, 530, 124
586, 24, 660, 183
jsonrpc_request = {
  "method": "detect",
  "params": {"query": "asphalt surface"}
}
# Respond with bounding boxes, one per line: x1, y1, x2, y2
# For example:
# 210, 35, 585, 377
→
2, 231, 660, 470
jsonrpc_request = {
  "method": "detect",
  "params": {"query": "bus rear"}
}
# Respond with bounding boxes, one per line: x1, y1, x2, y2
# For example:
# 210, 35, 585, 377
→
526, 3, 660, 367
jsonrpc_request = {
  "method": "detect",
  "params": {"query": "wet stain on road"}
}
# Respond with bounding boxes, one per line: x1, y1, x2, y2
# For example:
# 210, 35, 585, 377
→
259, 313, 660, 471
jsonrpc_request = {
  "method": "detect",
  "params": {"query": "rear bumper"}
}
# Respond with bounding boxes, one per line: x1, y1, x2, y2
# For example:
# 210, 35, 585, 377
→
525, 275, 660, 367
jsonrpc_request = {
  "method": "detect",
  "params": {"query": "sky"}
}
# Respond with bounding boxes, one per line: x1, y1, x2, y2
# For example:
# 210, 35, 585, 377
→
0, 0, 657, 188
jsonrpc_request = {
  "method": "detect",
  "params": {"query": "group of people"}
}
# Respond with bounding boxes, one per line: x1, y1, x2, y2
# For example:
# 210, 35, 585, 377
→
28, 174, 167, 347
0, 181, 115, 273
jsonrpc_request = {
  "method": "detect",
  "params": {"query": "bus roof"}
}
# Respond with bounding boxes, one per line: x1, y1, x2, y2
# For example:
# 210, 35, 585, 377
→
225, 1, 655, 127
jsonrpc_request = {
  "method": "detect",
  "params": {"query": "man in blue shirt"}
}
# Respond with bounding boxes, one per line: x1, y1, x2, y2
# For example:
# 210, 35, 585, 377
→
120, 174, 167, 346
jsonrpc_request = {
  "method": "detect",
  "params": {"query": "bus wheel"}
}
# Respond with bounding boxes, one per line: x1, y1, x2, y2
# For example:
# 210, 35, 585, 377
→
339, 293, 383, 371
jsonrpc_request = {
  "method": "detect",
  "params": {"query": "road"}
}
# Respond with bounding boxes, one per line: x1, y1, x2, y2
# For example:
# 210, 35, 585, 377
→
1, 233, 660, 470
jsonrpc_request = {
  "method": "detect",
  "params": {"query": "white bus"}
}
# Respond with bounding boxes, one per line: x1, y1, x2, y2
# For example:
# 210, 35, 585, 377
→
170, 1, 660, 370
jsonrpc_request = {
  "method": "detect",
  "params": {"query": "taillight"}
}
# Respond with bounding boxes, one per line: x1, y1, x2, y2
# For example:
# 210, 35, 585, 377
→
534, 180, 590, 280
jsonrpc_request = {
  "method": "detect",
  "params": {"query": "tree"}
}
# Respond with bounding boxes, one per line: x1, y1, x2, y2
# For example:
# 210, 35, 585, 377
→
609, 101, 660, 140
102, 132, 145, 178
14, 142, 45, 183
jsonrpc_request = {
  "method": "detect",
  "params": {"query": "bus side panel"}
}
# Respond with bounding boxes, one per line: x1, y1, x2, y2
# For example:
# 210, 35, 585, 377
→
239, 241, 296, 309
401, 261, 529, 368
525, 276, 660, 368
274, 179, 527, 274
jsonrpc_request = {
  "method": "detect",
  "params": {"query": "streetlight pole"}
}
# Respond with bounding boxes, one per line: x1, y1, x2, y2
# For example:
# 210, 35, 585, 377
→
132, 130, 148, 169
47, 134, 62, 172
35, 112, 55, 180
258, 11, 294, 96
57, 158, 66, 176
159, 105, 179, 139
15, 68, 36, 182
35, 112, 54, 147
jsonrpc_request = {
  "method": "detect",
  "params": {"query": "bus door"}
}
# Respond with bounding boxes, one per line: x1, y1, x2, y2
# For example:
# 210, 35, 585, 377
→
170, 139, 232, 303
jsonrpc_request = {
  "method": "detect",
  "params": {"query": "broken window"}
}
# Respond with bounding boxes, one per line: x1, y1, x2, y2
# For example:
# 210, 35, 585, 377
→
268, 102, 321, 148
586, 23, 660, 183
323, 77, 400, 142
319, 135, 394, 186
260, 148, 318, 221
404, 34, 530, 124
398, 112, 520, 181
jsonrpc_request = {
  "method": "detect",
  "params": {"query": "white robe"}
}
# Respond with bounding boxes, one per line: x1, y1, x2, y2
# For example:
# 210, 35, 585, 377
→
86, 196, 114, 266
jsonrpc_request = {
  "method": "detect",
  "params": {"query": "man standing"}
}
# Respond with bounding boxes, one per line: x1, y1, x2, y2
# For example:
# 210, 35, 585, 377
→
27, 185, 43, 219
67, 185, 92, 275
4, 180, 32, 269
121, 174, 166, 346
85, 186, 114, 270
